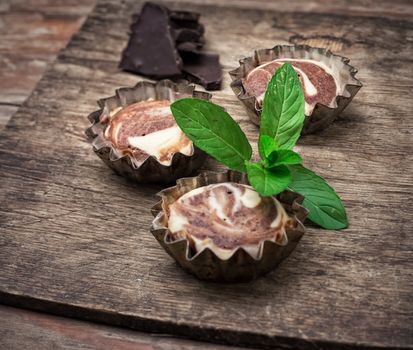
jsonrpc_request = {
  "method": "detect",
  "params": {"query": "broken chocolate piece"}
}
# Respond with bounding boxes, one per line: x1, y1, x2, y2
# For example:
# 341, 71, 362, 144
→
176, 41, 204, 52
173, 27, 204, 44
120, 2, 222, 90
170, 13, 205, 46
120, 2, 182, 78
169, 10, 200, 22
180, 50, 222, 90
170, 18, 205, 34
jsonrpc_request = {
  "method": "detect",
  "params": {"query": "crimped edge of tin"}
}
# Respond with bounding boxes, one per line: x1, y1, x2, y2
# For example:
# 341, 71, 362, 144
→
229, 45, 362, 134
85, 79, 211, 184
150, 170, 308, 282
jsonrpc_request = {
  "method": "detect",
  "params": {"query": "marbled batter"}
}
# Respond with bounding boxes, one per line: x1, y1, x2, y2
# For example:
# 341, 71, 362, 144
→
243, 58, 338, 115
104, 99, 193, 166
167, 183, 296, 259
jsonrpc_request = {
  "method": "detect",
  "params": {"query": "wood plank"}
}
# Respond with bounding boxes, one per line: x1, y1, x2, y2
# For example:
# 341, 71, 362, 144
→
1, 2, 410, 138
0, 0, 412, 349
1, 0, 411, 127
0, 0, 96, 128
160, 0, 413, 19
0, 305, 248, 350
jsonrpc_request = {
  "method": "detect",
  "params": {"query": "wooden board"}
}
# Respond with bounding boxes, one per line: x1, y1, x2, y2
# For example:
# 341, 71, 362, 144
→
1, 0, 410, 128
0, 0, 96, 128
1, 0, 412, 348
0, 305, 248, 350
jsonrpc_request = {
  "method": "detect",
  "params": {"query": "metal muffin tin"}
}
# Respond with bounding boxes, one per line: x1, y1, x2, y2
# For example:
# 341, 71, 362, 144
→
86, 79, 211, 184
229, 45, 362, 134
151, 170, 308, 282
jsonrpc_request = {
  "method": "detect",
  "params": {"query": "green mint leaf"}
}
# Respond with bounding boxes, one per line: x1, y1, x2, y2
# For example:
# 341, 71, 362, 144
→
258, 135, 278, 159
246, 162, 292, 196
266, 149, 303, 168
260, 63, 305, 150
265, 150, 279, 167
288, 165, 348, 229
259, 135, 301, 167
171, 98, 252, 172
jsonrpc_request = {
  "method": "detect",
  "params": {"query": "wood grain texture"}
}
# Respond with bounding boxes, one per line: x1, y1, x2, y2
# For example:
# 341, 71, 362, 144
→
0, 0, 96, 127
0, 305, 248, 350
155, 0, 413, 20
0, 0, 411, 126
0, 0, 412, 349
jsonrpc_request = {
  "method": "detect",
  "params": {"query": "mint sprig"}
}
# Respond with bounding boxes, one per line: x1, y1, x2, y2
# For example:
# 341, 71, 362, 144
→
258, 135, 278, 160
265, 150, 303, 168
288, 165, 348, 229
171, 63, 348, 230
260, 62, 305, 150
171, 98, 252, 172
245, 162, 291, 196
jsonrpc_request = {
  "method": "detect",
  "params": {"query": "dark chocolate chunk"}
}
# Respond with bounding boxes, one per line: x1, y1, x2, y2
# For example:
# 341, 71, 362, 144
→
170, 18, 205, 34
120, 2, 222, 90
120, 2, 182, 78
170, 12, 205, 45
173, 28, 204, 44
169, 10, 200, 22
179, 50, 222, 90
176, 41, 203, 52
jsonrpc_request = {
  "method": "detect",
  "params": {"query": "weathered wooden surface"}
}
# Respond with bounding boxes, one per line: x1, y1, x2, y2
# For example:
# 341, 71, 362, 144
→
0, 0, 409, 128
0, 305, 248, 350
0, 0, 96, 128
0, 0, 412, 349
0, 0, 411, 130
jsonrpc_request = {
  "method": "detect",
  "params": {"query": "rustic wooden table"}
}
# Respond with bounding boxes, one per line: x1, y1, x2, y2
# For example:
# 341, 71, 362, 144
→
1, 0, 412, 349
0, 0, 96, 129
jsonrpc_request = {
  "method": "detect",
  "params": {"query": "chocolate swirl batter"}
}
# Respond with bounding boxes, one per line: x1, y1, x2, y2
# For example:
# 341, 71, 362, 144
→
243, 59, 338, 115
167, 183, 296, 259
104, 99, 192, 166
